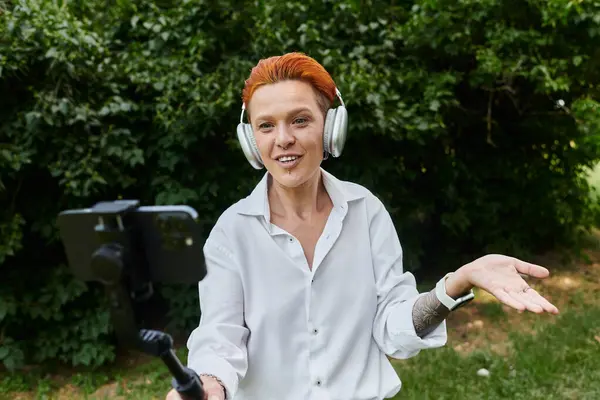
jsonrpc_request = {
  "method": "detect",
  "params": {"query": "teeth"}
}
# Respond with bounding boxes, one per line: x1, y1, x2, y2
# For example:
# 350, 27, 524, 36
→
279, 156, 298, 162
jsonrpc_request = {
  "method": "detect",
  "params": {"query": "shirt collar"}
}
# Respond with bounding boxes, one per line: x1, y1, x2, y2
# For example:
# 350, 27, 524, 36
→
236, 168, 365, 222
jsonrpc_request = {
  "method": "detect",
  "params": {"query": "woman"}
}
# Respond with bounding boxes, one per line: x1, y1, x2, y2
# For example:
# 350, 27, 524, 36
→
166, 53, 559, 400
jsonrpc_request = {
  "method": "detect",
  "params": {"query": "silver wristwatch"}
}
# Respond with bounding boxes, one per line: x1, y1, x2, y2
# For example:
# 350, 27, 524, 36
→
435, 272, 475, 311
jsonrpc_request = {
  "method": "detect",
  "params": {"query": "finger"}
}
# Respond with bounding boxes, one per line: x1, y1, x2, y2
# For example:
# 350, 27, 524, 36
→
524, 288, 560, 314
513, 259, 550, 279
489, 288, 526, 312
509, 290, 544, 313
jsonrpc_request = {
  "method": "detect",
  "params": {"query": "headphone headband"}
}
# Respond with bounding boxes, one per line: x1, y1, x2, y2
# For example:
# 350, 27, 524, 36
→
335, 88, 346, 108
240, 103, 246, 124
240, 88, 345, 124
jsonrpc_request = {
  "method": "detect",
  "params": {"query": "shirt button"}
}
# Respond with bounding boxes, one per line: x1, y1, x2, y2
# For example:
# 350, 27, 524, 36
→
313, 328, 318, 334
288, 237, 293, 242
316, 380, 322, 386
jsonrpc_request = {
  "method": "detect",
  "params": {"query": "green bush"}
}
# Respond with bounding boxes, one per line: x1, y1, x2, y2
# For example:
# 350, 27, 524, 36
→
1, 0, 599, 370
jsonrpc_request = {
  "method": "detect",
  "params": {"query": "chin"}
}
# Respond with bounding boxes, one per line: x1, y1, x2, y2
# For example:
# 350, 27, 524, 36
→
267, 165, 319, 189
270, 171, 306, 189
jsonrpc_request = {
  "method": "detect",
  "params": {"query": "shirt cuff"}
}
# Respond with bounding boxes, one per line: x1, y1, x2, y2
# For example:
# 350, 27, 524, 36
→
386, 292, 448, 359
188, 355, 240, 399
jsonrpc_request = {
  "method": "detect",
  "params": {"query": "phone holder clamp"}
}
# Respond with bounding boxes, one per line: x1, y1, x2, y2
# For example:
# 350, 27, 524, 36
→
82, 200, 205, 399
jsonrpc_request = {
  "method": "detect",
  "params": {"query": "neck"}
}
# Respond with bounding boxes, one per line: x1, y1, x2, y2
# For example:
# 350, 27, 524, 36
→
268, 170, 328, 220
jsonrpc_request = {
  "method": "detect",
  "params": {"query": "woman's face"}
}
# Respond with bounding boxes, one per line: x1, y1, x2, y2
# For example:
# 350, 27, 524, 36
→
248, 80, 325, 189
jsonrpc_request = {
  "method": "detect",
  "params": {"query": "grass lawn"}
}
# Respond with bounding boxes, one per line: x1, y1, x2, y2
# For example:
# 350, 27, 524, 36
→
2, 238, 599, 400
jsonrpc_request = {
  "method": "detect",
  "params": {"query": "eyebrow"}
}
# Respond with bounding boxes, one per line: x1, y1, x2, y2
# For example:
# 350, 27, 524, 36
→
253, 107, 313, 122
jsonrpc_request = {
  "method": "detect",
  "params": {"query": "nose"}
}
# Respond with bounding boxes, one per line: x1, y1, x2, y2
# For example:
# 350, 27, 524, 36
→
274, 124, 295, 149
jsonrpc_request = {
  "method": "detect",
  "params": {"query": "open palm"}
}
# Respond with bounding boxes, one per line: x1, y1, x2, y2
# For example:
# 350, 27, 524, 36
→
464, 254, 559, 314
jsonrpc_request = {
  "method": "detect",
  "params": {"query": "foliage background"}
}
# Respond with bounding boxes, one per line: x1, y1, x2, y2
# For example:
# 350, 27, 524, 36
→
1, 0, 599, 370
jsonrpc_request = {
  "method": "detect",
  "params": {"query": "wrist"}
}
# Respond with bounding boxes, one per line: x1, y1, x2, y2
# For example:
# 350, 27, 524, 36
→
444, 265, 474, 299
200, 374, 226, 397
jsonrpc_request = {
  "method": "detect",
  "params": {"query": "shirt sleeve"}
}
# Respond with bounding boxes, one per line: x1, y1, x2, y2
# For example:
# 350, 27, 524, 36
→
368, 196, 448, 359
186, 226, 249, 399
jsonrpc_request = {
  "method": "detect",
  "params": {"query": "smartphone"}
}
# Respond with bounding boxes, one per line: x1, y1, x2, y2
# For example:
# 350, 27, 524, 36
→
57, 204, 207, 285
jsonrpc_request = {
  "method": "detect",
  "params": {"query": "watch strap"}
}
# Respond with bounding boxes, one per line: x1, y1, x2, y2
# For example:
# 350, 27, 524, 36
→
435, 272, 475, 311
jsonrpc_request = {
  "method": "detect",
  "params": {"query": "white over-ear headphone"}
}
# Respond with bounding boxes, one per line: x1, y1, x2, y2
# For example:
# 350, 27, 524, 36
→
236, 88, 348, 170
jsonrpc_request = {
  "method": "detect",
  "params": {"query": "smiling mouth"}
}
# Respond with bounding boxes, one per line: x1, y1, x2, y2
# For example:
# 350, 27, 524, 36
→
276, 155, 301, 164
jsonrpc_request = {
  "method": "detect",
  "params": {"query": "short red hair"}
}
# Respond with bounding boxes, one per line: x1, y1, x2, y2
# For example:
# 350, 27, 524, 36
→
241, 52, 337, 116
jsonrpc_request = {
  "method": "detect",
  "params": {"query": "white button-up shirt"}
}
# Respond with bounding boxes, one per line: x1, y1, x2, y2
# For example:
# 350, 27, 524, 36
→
187, 168, 447, 400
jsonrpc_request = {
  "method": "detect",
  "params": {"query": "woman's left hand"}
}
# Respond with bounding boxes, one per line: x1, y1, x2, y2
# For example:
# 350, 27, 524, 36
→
447, 254, 560, 315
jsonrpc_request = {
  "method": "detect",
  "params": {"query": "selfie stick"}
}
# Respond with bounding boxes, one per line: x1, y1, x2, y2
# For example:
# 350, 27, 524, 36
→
65, 200, 204, 399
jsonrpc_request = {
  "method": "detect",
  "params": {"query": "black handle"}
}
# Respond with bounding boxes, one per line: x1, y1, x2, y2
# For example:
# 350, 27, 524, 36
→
171, 366, 204, 399
138, 329, 205, 400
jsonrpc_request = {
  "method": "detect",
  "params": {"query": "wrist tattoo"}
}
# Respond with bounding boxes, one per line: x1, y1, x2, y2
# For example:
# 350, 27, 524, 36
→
412, 289, 450, 338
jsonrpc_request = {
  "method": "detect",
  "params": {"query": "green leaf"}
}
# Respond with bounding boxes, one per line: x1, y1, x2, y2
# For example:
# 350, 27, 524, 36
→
0, 347, 9, 359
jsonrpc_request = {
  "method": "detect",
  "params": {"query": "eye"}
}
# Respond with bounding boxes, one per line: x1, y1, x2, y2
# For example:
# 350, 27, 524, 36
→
258, 122, 274, 130
293, 116, 310, 125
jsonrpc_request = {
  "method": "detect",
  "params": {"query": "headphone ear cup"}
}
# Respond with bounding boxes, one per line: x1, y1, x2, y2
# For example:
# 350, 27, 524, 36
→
323, 106, 348, 158
323, 108, 336, 155
236, 123, 264, 169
